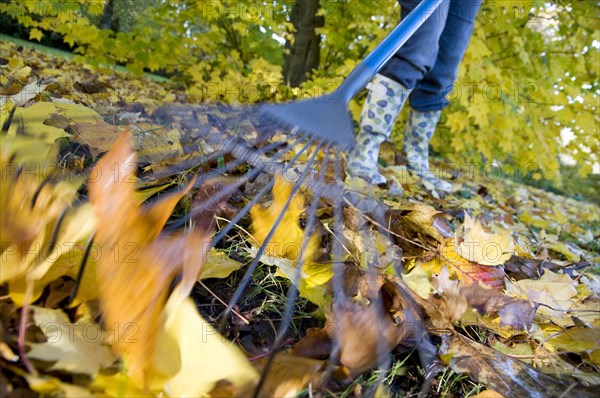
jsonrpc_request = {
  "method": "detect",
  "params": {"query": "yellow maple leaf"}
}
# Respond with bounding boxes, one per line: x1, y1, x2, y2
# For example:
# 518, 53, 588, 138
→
250, 175, 319, 264
29, 28, 44, 42
444, 111, 469, 133
249, 176, 329, 306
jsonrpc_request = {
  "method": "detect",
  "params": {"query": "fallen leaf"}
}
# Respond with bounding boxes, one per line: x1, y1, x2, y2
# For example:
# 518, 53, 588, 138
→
7, 102, 104, 144
506, 270, 581, 325
199, 249, 246, 280
255, 353, 327, 397
27, 306, 116, 375
247, 246, 332, 307
455, 214, 514, 266
1, 80, 48, 106
71, 120, 121, 159
423, 239, 506, 288
441, 333, 597, 398
250, 175, 319, 264
402, 263, 434, 299
427, 267, 536, 330
491, 340, 535, 365
388, 204, 448, 254
543, 236, 582, 262
502, 255, 543, 280
132, 125, 184, 166
533, 325, 600, 358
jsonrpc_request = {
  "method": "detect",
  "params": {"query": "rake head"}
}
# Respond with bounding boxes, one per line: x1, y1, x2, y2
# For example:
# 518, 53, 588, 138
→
259, 92, 356, 149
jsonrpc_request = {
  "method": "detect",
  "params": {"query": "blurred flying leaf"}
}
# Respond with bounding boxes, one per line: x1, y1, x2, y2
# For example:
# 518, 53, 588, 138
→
159, 296, 257, 396
0, 136, 90, 295
88, 131, 211, 385
27, 306, 116, 375
8, 204, 96, 306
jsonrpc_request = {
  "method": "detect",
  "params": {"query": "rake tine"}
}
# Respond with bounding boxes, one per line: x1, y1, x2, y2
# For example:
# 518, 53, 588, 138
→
210, 179, 275, 247
193, 135, 311, 214
218, 141, 323, 333
145, 103, 304, 178
67, 233, 95, 306
149, 128, 292, 182
252, 143, 332, 398
324, 150, 347, 380
209, 135, 319, 246
162, 136, 305, 233
147, 149, 228, 182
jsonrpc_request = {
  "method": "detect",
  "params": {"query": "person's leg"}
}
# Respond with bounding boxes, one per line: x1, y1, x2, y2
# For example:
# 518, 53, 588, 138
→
409, 0, 482, 111
347, 0, 450, 186
404, 0, 482, 191
379, 0, 451, 90
346, 74, 410, 186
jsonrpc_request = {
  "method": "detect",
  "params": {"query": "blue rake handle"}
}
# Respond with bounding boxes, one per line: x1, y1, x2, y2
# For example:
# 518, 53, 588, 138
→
259, 0, 445, 148
336, 0, 445, 102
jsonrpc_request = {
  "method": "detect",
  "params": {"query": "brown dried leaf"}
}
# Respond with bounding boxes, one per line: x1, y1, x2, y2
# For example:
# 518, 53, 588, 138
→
430, 268, 537, 329
390, 203, 449, 243
502, 255, 543, 280
256, 353, 328, 397
72, 120, 120, 159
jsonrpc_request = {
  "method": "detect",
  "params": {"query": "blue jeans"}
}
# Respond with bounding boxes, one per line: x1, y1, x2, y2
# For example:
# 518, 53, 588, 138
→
380, 0, 482, 111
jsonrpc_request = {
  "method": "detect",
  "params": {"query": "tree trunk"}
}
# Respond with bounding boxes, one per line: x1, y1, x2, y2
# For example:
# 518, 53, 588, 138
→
97, 0, 115, 30
283, 0, 323, 87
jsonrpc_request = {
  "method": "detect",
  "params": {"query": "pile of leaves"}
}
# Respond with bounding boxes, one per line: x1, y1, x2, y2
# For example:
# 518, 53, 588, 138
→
1, 39, 600, 397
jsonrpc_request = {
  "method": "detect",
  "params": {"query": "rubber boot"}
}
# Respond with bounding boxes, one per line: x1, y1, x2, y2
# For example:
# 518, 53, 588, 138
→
403, 109, 452, 192
346, 74, 411, 186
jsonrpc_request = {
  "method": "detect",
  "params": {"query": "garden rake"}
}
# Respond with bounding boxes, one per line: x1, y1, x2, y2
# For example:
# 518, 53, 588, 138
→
146, 0, 447, 395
